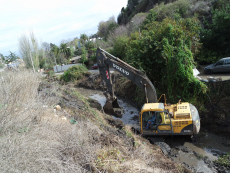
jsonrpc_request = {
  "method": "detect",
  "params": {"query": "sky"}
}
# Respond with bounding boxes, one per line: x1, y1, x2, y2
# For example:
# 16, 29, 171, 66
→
0, 0, 128, 57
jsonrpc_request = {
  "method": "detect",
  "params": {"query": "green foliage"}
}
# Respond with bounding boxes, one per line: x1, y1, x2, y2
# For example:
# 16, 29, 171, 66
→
85, 41, 95, 50
214, 153, 230, 167
97, 16, 118, 40
153, 0, 190, 21
197, 5, 230, 63
74, 48, 82, 56
39, 58, 54, 69
5, 51, 19, 64
59, 43, 71, 59
89, 48, 97, 62
213, 0, 230, 9
46, 70, 55, 77
109, 36, 129, 60
113, 16, 207, 103
0, 63, 4, 69
80, 34, 88, 41
60, 65, 88, 82
79, 47, 88, 64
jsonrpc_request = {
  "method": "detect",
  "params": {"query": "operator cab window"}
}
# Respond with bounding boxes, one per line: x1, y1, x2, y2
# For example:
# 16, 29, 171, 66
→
142, 111, 163, 130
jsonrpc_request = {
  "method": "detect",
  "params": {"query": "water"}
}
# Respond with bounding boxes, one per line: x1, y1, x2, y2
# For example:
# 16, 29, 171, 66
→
89, 93, 139, 125
76, 87, 230, 172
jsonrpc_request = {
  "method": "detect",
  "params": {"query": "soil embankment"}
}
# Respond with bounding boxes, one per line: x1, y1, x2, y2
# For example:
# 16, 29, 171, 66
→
39, 79, 191, 172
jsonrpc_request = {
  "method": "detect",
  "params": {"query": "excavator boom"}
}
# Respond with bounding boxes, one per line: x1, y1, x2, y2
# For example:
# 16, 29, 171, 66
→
96, 47, 157, 117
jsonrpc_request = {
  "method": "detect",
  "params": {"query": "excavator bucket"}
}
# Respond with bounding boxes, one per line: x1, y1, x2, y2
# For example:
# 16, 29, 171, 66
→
103, 98, 123, 118
112, 98, 120, 108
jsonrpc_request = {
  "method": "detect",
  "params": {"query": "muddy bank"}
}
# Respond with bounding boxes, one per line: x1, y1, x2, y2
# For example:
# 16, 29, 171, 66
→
77, 73, 146, 109
38, 81, 192, 172
75, 86, 230, 172
201, 81, 230, 135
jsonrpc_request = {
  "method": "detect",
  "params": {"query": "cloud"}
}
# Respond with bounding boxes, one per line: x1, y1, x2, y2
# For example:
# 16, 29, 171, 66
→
0, 0, 128, 56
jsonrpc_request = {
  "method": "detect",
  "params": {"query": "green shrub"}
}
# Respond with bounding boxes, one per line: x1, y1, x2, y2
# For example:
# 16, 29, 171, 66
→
109, 35, 129, 60
198, 5, 230, 63
60, 65, 88, 82
74, 48, 82, 56
85, 41, 95, 49
118, 15, 207, 103
214, 153, 230, 167
153, 0, 190, 21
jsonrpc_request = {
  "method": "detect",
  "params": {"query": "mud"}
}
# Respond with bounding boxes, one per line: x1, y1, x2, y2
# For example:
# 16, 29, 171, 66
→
75, 87, 230, 173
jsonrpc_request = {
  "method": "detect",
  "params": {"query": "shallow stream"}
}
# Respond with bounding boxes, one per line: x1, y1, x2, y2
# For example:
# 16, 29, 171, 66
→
76, 87, 230, 172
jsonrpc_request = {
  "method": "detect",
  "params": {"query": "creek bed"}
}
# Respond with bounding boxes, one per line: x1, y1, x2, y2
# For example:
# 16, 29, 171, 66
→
76, 87, 230, 172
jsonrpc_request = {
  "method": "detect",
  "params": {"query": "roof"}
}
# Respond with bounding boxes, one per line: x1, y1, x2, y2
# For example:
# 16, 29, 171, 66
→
221, 57, 230, 60
141, 103, 164, 111
70, 56, 81, 61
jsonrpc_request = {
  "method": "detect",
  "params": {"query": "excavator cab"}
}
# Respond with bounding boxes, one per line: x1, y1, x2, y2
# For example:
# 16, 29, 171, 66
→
140, 103, 174, 135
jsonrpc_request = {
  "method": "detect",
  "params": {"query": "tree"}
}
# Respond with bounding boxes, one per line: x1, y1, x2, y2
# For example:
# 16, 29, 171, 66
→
113, 14, 206, 103
51, 44, 59, 71
5, 51, 19, 63
18, 31, 40, 70
59, 43, 71, 59
42, 42, 50, 52
80, 34, 88, 46
97, 16, 118, 40
0, 53, 4, 61
197, 5, 230, 63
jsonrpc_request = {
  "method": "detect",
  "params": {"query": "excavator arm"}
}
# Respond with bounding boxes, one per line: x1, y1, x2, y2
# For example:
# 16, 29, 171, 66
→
96, 48, 157, 110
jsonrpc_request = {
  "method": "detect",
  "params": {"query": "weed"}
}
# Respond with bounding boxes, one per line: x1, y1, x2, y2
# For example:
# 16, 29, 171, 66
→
214, 153, 230, 167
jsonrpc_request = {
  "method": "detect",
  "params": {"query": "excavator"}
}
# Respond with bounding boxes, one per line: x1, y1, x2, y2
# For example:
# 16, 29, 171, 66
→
96, 47, 200, 136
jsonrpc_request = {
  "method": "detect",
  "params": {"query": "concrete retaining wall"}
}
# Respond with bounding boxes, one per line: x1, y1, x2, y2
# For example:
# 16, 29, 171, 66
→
53, 63, 82, 72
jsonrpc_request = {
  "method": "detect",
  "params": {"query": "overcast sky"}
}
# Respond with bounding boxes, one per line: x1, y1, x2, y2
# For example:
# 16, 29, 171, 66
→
0, 0, 127, 56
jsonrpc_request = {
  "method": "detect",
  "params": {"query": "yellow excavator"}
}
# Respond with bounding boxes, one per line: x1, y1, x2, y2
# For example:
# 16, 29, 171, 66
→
96, 47, 200, 136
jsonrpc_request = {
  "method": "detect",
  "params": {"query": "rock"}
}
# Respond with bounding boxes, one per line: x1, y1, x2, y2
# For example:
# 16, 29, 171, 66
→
105, 117, 124, 129
180, 146, 191, 153
55, 105, 61, 111
154, 141, 171, 155
87, 98, 102, 111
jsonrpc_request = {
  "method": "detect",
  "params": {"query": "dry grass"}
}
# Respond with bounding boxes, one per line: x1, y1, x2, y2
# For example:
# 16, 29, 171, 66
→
0, 70, 101, 172
0, 70, 185, 173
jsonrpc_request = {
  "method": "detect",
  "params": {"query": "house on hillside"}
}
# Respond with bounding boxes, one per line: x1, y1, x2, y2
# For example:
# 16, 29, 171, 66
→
70, 56, 81, 64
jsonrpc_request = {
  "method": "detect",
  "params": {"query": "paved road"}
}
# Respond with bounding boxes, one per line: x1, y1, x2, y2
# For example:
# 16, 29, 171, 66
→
197, 66, 230, 81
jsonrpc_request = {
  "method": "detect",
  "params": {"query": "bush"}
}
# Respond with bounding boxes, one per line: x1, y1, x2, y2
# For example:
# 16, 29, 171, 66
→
197, 5, 230, 63
152, 0, 190, 21
85, 41, 95, 50
117, 15, 207, 103
60, 65, 88, 82
74, 48, 82, 56
109, 35, 129, 60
